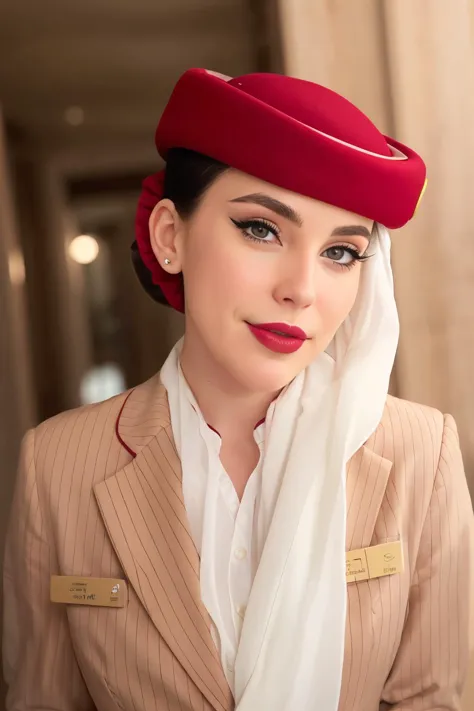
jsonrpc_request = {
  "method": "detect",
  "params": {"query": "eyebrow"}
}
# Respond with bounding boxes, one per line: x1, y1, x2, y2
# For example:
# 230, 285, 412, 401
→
330, 225, 372, 240
229, 193, 303, 226
229, 193, 372, 239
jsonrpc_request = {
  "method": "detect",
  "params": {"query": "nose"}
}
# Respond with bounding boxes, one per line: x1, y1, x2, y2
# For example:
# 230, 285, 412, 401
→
272, 251, 316, 310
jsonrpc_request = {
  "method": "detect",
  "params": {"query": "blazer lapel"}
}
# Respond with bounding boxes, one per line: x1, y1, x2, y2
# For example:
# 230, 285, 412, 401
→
346, 429, 393, 551
94, 372, 392, 710
94, 377, 232, 711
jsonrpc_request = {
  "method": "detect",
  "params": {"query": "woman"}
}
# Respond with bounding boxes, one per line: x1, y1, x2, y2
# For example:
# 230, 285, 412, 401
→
3, 69, 473, 711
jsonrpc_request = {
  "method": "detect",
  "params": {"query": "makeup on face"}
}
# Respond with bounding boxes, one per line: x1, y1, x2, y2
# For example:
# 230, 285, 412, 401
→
228, 192, 373, 269
246, 322, 308, 354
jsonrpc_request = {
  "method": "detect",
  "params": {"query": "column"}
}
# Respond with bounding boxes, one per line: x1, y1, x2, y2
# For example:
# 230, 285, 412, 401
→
0, 108, 36, 708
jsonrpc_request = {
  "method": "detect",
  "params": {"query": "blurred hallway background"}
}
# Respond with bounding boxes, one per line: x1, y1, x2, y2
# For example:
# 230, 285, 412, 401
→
1, 1, 473, 708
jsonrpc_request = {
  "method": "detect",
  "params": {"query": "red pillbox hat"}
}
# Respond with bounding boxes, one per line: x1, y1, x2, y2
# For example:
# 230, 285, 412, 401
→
134, 69, 426, 311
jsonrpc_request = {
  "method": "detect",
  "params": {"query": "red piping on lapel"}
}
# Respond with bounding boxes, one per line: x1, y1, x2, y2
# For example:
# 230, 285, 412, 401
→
115, 390, 137, 458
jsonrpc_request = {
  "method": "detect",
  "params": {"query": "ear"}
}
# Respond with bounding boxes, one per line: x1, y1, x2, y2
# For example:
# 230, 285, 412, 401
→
148, 199, 185, 274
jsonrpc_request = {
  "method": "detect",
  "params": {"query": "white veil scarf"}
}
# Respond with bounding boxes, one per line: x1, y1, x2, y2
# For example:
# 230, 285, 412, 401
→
161, 225, 399, 711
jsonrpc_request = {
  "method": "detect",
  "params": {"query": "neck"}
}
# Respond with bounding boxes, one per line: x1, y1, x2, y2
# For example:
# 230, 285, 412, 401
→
180, 335, 279, 438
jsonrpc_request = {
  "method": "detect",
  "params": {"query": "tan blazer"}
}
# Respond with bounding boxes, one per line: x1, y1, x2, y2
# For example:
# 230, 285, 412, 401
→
3, 373, 473, 711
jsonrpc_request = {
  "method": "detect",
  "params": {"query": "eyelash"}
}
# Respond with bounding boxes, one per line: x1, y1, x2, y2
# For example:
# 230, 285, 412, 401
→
230, 218, 371, 270
231, 217, 280, 243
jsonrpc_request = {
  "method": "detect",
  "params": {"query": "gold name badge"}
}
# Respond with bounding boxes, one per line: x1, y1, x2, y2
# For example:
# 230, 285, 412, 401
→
50, 576, 127, 608
346, 541, 403, 584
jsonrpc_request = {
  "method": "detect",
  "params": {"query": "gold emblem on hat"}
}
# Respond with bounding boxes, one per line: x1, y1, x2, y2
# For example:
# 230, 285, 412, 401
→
414, 178, 428, 215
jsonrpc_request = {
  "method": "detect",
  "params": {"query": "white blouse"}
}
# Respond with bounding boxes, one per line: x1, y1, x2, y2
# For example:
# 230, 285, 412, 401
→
178, 371, 275, 688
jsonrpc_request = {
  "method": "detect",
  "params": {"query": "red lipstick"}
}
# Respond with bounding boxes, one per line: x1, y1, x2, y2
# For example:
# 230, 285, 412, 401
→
246, 322, 308, 354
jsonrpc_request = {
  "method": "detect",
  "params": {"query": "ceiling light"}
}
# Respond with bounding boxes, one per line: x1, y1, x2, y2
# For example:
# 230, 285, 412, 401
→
69, 235, 99, 265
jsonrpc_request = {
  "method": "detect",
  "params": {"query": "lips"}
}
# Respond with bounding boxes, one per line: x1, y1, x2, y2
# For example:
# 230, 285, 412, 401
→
246, 321, 308, 354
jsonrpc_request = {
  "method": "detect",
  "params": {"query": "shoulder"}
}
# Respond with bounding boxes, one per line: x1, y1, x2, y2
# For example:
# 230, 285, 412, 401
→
372, 394, 447, 456
363, 398, 471, 568
27, 372, 168, 491
31, 373, 169, 466
29, 389, 133, 488
379, 394, 446, 450
35, 388, 131, 441
13, 375, 169, 547
34, 387, 132, 451
369, 394, 462, 493
9, 391, 137, 549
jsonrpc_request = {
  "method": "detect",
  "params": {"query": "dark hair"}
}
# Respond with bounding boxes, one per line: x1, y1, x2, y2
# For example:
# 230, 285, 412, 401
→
131, 148, 229, 306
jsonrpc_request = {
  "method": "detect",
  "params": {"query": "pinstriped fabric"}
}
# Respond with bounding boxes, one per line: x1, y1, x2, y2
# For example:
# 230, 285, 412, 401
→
3, 395, 131, 710
340, 398, 473, 711
3, 375, 232, 711
3, 373, 473, 711
93, 432, 232, 710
